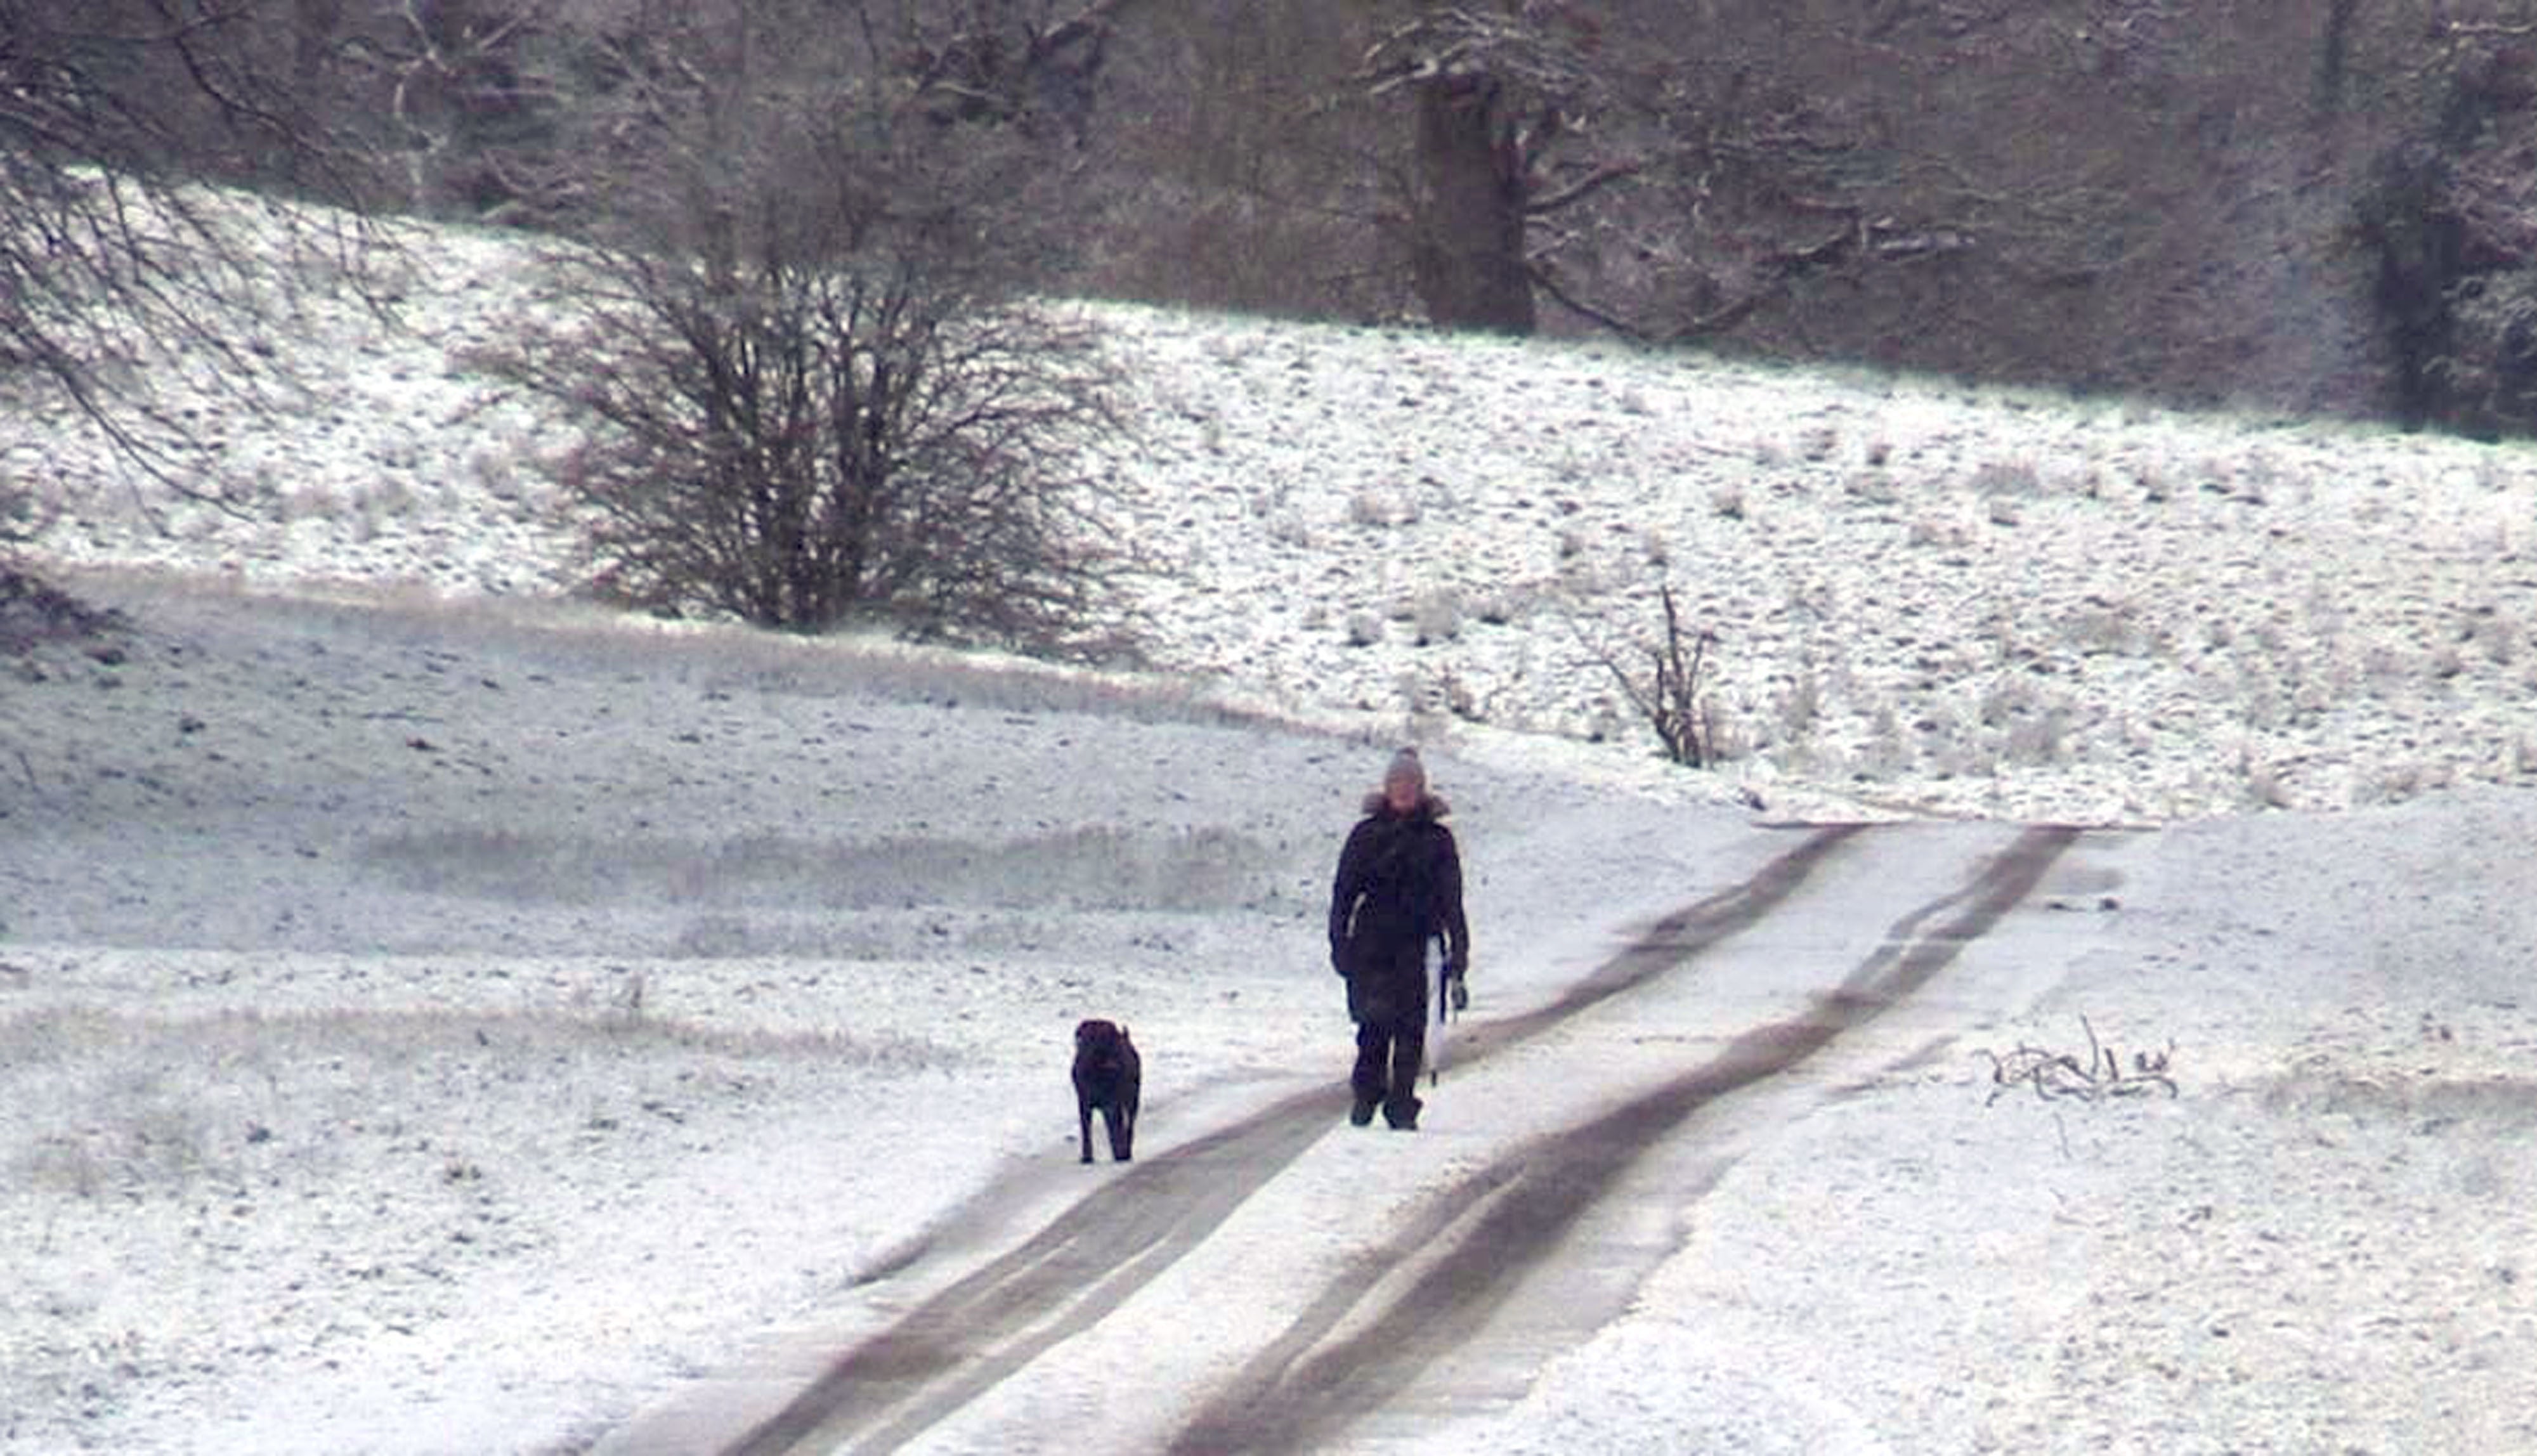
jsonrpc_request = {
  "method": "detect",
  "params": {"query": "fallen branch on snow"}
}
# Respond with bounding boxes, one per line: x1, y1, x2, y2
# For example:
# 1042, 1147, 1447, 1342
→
1980, 1015, 2177, 1104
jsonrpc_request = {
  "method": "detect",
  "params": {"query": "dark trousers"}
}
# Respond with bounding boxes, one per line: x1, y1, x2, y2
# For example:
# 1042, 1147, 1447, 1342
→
1352, 1015, 1427, 1117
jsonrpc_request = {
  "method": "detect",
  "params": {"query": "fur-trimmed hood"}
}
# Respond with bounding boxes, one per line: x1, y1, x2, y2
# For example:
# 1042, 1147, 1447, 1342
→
1360, 791, 1451, 820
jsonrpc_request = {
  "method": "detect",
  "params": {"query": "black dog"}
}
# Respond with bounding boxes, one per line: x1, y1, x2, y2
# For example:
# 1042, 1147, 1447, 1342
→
1073, 1018, 1140, 1164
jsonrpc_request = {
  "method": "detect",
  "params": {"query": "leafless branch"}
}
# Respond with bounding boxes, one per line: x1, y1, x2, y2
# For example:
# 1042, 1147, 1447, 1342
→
1526, 157, 1642, 215
0, 0, 377, 500
1527, 259, 1650, 339
1578, 582, 1719, 767
2442, 20, 2537, 39
1981, 1016, 2179, 1105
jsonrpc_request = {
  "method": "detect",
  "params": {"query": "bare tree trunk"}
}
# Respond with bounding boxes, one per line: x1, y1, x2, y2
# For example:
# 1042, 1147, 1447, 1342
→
1407, 74, 1535, 334
294, 0, 346, 94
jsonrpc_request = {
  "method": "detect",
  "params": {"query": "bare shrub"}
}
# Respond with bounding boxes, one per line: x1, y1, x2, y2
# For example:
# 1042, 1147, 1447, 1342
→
1470, 583, 1528, 627
2003, 708, 2071, 767
468, 3, 1138, 657
499, 113, 1135, 649
1411, 590, 1464, 644
500, 254, 1131, 652
1581, 582, 1723, 767
1350, 489, 1418, 528
1773, 667, 1823, 741
2241, 747, 2293, 810
0, 565, 124, 654
1969, 458, 2046, 497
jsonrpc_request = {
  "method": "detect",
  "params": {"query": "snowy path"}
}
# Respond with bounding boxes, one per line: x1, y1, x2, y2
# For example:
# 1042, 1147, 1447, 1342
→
596, 822, 2096, 1455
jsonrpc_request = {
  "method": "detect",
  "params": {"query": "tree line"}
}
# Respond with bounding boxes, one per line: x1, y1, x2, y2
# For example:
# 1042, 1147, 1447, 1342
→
6, 3, 2534, 642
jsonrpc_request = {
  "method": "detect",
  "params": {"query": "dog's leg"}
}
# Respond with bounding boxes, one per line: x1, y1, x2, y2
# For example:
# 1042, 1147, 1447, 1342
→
1105, 1103, 1132, 1162
1078, 1100, 1095, 1164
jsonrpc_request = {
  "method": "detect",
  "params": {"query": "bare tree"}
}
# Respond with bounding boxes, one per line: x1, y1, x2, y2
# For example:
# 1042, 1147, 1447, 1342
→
327, 0, 563, 216
2356, 29, 2537, 437
0, 0, 373, 491
490, 0, 1137, 651
1359, 2, 1609, 333
1058, 1, 1393, 317
500, 246, 1133, 647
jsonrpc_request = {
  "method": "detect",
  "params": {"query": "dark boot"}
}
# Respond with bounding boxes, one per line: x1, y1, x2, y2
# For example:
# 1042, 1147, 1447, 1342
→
1383, 1094, 1423, 1131
1351, 1021, 1392, 1126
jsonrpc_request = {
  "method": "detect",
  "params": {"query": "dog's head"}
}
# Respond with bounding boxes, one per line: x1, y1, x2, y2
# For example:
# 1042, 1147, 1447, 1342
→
1074, 1018, 1130, 1061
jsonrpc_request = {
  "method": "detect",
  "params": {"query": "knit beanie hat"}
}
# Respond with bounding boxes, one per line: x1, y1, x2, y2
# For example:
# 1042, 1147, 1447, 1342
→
1384, 746, 1426, 791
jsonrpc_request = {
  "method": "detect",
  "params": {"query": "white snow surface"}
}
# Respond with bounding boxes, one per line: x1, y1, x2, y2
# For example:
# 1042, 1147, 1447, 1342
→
3, 207, 2536, 1454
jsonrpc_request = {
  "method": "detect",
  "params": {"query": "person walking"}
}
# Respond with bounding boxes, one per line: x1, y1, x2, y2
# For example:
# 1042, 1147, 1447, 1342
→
1328, 746, 1470, 1130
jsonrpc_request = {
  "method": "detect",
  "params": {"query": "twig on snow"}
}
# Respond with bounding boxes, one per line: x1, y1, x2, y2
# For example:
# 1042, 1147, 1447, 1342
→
1980, 1015, 2177, 1104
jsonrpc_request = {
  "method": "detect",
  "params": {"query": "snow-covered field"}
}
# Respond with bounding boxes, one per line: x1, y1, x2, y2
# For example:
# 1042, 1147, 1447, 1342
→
4, 207, 2536, 1453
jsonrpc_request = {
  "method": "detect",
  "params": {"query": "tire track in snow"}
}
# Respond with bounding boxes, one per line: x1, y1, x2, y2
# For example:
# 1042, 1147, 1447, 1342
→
1163, 823, 2082, 1455
697, 823, 1865, 1456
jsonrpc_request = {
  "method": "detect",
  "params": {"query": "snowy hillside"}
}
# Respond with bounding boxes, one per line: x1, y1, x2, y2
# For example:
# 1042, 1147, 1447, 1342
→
10, 206, 2535, 824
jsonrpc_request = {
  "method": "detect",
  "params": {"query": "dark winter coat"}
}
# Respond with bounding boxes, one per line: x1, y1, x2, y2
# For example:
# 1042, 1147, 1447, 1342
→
1328, 793, 1470, 1028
